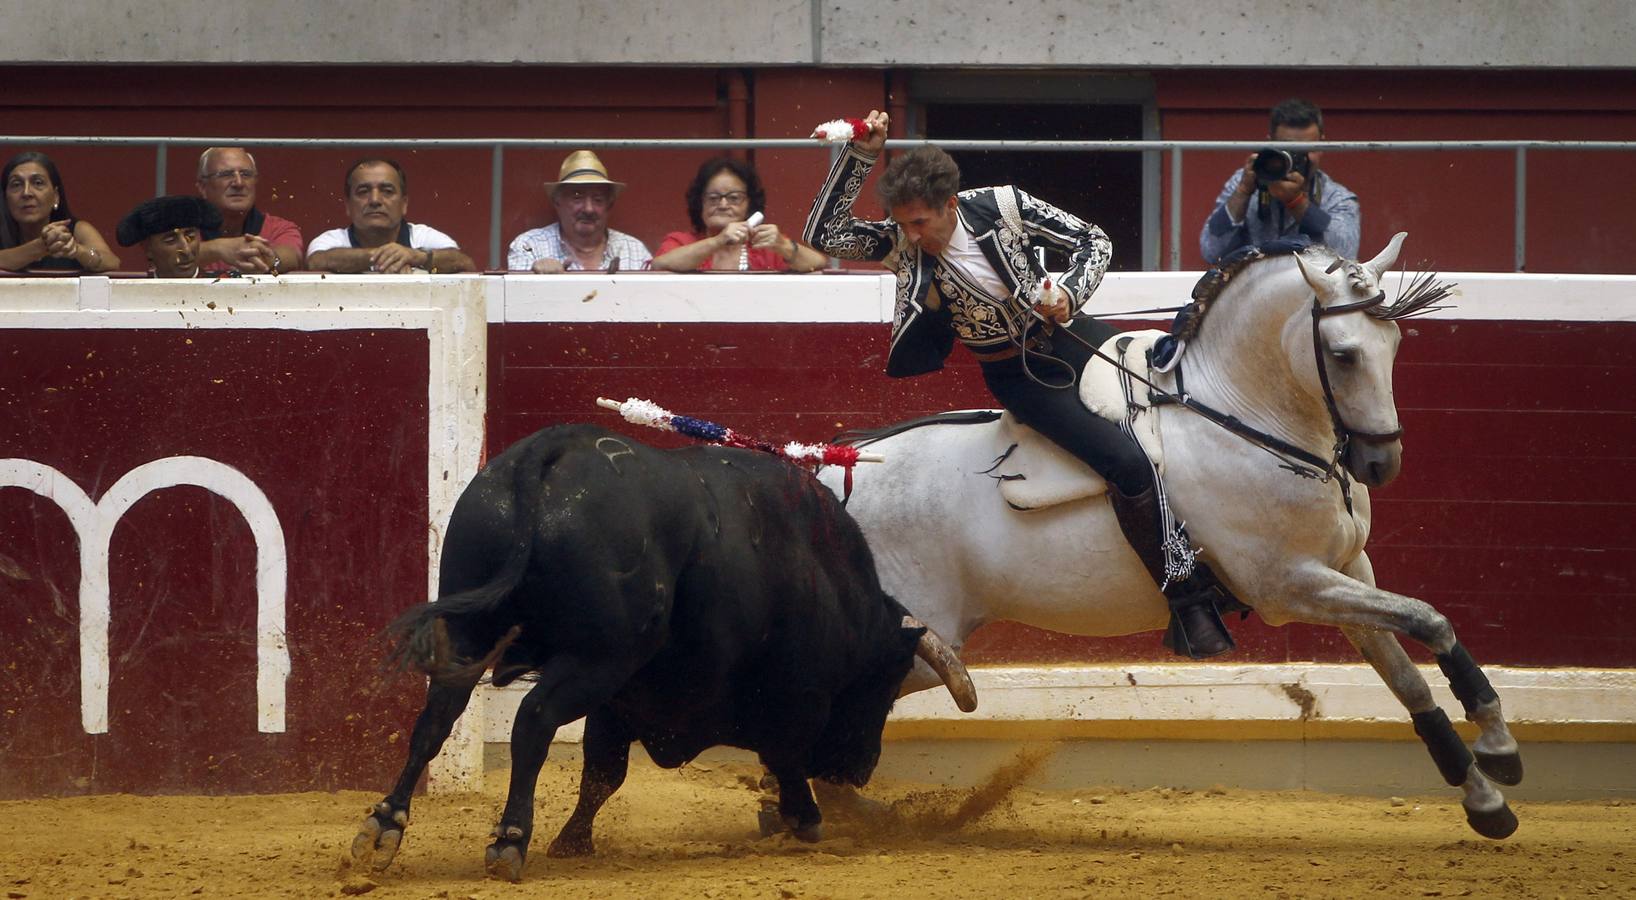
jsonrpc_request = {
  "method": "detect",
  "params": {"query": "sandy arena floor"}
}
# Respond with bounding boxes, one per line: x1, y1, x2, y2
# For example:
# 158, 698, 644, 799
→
2, 745, 1632, 899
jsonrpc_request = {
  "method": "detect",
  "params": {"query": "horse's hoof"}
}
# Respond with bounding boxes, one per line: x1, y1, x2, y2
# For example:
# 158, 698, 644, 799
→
484, 842, 527, 882
1475, 749, 1523, 787
1465, 800, 1519, 840
756, 809, 782, 838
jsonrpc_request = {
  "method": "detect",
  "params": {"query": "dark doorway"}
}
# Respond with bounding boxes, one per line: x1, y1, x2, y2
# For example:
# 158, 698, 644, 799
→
922, 102, 1144, 272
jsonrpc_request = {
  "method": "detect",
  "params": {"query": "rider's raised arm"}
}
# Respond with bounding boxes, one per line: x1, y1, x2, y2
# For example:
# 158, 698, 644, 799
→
1014, 188, 1112, 316
803, 145, 896, 263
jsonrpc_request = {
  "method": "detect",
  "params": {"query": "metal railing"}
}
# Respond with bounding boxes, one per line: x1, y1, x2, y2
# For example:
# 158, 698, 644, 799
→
6, 135, 1632, 272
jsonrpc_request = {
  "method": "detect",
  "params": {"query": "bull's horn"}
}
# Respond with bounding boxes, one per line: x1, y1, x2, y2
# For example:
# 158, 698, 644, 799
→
1364, 232, 1409, 281
904, 616, 978, 713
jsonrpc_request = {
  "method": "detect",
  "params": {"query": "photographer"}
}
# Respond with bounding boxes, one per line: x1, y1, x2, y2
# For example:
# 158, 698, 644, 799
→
1199, 98, 1359, 264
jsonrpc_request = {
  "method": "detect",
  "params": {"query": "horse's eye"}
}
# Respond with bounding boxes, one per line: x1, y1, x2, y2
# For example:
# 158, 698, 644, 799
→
1330, 349, 1357, 366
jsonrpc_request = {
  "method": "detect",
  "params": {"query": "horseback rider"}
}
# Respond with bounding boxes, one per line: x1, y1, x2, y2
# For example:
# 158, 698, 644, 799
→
803, 110, 1235, 658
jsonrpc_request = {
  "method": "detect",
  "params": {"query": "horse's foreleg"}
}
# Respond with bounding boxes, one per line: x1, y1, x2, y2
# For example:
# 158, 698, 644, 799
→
1342, 623, 1517, 838
1339, 553, 1522, 787
1324, 556, 1518, 839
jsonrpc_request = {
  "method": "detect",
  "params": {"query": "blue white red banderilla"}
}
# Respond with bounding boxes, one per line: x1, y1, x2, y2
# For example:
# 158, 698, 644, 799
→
596, 396, 881, 492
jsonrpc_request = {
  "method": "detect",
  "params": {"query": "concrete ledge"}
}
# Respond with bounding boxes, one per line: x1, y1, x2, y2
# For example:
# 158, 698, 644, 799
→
481, 663, 1636, 745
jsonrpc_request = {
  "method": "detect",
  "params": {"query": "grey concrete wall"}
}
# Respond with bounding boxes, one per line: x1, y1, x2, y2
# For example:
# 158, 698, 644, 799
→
2, 0, 1632, 67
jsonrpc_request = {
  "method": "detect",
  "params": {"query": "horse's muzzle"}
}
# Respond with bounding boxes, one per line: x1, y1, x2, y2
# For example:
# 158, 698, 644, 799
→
1345, 438, 1403, 488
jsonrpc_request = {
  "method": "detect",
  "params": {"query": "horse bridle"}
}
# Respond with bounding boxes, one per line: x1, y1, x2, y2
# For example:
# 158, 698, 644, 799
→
1036, 278, 1403, 513
1311, 286, 1405, 451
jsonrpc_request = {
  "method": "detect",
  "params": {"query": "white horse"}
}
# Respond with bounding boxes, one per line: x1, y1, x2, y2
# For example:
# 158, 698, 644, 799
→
818, 234, 1522, 839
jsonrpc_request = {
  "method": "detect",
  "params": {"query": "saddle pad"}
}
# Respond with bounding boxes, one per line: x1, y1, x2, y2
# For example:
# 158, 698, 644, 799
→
995, 329, 1169, 512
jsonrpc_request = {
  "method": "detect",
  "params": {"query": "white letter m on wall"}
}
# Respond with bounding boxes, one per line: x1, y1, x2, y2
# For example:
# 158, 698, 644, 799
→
0, 457, 289, 734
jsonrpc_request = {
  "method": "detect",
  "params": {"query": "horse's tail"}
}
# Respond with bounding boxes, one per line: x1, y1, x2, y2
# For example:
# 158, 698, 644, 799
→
383, 433, 565, 683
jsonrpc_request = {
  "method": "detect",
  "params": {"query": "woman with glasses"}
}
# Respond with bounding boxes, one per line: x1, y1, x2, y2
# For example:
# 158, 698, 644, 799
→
1, 152, 119, 273
652, 156, 827, 272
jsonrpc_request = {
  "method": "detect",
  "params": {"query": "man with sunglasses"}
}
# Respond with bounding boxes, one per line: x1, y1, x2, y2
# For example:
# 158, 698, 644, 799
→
195, 147, 304, 275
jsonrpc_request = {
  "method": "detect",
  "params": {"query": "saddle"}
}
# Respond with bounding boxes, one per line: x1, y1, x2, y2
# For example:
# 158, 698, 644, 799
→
995, 329, 1173, 512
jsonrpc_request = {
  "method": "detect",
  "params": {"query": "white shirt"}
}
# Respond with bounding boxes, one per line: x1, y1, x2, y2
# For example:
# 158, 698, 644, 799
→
306, 223, 460, 258
940, 218, 1010, 302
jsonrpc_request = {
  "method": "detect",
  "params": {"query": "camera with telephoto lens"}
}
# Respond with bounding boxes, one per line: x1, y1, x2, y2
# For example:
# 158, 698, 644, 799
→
1251, 147, 1311, 187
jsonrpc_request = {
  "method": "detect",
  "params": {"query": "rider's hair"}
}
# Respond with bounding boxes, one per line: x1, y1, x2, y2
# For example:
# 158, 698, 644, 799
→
877, 146, 961, 210
1268, 98, 1324, 136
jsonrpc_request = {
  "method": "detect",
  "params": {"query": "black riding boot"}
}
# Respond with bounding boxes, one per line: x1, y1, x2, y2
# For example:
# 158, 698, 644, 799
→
1107, 483, 1236, 659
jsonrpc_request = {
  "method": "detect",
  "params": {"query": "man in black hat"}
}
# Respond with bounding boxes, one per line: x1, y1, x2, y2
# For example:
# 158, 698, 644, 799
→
116, 195, 221, 278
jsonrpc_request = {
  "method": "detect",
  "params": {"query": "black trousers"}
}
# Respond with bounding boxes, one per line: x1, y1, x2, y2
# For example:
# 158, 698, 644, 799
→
980, 318, 1154, 497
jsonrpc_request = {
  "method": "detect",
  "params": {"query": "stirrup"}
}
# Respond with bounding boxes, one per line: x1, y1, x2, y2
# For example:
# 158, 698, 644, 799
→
1161, 587, 1236, 660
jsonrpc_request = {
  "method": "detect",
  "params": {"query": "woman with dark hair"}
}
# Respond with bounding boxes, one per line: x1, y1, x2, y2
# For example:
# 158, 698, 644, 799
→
1, 152, 119, 273
652, 156, 826, 272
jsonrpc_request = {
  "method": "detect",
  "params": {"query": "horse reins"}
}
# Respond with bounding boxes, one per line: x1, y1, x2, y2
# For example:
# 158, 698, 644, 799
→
1023, 280, 1402, 511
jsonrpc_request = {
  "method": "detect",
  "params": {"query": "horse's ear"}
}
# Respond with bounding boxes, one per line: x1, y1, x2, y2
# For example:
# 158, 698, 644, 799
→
1293, 251, 1340, 298
1364, 232, 1409, 281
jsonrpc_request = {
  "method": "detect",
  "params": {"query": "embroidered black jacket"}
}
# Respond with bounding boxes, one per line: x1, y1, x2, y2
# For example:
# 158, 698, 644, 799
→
803, 146, 1112, 377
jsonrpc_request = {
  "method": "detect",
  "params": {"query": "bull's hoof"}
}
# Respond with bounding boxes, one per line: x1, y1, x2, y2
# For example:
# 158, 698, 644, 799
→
350, 803, 407, 871
790, 821, 823, 843
1475, 749, 1524, 787
546, 832, 593, 858
756, 809, 782, 838
1464, 800, 1519, 840
484, 842, 527, 882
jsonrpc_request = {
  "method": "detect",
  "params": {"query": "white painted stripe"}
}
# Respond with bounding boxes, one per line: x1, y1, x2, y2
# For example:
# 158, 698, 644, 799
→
492, 272, 895, 323
0, 457, 289, 734
480, 664, 1636, 744
482, 271, 1636, 325
4, 272, 1632, 326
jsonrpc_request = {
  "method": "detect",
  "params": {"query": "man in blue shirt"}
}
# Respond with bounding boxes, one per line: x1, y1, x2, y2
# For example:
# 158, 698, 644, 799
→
1199, 98, 1360, 264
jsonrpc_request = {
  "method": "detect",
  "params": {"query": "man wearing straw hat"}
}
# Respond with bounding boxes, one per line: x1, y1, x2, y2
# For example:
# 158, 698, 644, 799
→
508, 150, 652, 273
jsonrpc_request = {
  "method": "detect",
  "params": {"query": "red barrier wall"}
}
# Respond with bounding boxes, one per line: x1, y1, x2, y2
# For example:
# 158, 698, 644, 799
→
0, 325, 432, 798
488, 312, 1636, 670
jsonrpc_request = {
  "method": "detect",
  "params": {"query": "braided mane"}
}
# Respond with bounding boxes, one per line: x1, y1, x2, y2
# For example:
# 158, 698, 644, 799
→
1175, 244, 1318, 343
1176, 243, 1455, 342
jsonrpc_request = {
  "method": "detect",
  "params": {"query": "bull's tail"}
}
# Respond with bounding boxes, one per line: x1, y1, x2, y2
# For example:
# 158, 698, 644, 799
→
382, 434, 563, 683
384, 604, 521, 685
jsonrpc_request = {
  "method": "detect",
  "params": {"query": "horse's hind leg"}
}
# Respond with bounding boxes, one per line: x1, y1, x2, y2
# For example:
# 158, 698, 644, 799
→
352, 675, 481, 871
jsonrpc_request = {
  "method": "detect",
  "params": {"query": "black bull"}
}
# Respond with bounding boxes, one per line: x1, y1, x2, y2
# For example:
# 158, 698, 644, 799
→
352, 425, 975, 882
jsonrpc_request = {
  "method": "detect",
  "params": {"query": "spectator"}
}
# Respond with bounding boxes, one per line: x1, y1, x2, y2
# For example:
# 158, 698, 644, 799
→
1199, 98, 1360, 264
508, 150, 651, 273
652, 156, 827, 272
307, 159, 474, 274
114, 195, 220, 278
1, 151, 119, 273
195, 147, 303, 275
